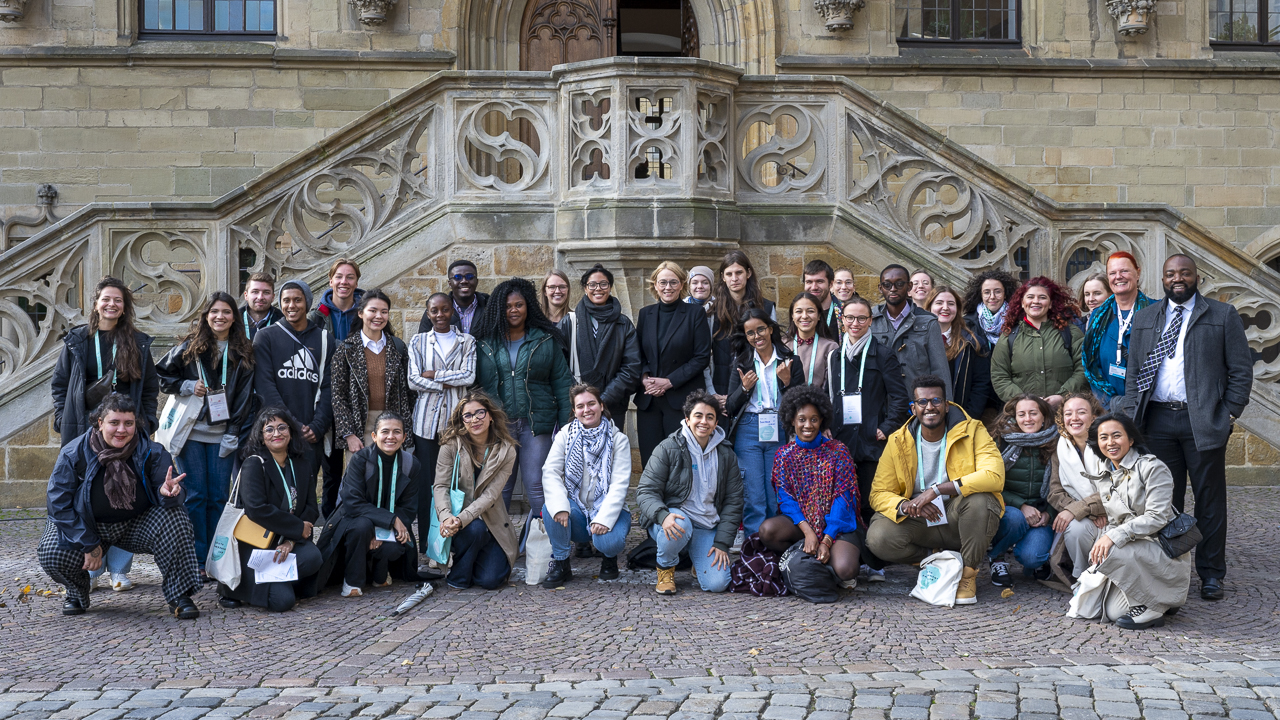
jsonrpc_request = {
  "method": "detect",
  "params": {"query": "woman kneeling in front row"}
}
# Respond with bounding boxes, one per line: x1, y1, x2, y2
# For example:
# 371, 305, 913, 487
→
758, 385, 862, 588
1084, 413, 1190, 629
434, 392, 520, 590
316, 412, 422, 597
218, 407, 321, 612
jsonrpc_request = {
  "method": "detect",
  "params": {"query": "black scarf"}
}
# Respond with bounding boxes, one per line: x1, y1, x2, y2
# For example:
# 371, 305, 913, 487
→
89, 428, 140, 510
576, 296, 621, 385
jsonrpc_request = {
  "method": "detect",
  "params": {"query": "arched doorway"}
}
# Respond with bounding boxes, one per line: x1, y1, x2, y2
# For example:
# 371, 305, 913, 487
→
520, 0, 700, 71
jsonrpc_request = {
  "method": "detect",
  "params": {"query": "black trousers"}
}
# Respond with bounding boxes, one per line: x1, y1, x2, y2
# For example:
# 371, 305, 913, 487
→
1144, 404, 1228, 581
340, 516, 406, 586
320, 442, 344, 520
855, 459, 885, 571
413, 435, 441, 543
636, 401, 686, 468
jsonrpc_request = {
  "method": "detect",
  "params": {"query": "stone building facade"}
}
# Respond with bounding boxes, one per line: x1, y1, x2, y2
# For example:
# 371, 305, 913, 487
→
1, 0, 1279, 504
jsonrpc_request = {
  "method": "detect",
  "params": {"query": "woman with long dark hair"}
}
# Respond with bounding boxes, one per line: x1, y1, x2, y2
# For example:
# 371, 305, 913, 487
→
331, 289, 414, 456
216, 407, 320, 612
157, 291, 256, 580
924, 285, 992, 419
51, 276, 160, 592
987, 394, 1059, 588
709, 251, 776, 399
990, 277, 1086, 408
474, 277, 573, 514
785, 292, 838, 392
725, 306, 802, 534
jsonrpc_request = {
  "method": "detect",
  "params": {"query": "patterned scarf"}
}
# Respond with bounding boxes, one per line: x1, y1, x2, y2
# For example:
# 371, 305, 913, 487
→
88, 428, 140, 510
562, 417, 615, 520
977, 302, 1008, 346
772, 436, 859, 536
1081, 291, 1154, 400
999, 424, 1059, 500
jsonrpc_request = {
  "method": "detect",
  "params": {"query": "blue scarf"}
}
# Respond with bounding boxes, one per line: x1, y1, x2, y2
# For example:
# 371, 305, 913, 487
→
1081, 291, 1153, 401
796, 435, 827, 450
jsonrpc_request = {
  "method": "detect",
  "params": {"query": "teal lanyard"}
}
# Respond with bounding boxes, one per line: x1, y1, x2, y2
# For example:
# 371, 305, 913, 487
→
915, 426, 949, 494
802, 338, 820, 385
826, 302, 837, 328
94, 332, 117, 380
243, 310, 253, 334
274, 458, 296, 512
197, 342, 229, 391
752, 352, 777, 410
377, 452, 399, 513
840, 336, 871, 394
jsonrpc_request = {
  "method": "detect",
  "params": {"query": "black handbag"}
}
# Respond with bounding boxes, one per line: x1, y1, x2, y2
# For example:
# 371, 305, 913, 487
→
1157, 509, 1202, 559
780, 540, 840, 604
84, 370, 116, 412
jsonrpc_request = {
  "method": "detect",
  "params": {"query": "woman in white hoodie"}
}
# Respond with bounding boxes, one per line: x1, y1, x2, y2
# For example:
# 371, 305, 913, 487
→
540, 384, 632, 588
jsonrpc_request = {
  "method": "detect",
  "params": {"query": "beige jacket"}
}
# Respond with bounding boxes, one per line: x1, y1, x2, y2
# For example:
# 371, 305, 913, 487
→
1093, 449, 1177, 549
434, 437, 520, 567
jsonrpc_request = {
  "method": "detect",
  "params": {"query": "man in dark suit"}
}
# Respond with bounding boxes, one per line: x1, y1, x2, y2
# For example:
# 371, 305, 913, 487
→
1119, 254, 1253, 601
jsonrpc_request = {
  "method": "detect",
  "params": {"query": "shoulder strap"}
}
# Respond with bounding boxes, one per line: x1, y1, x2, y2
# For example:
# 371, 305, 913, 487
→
314, 331, 328, 407
1059, 326, 1074, 355
568, 311, 581, 382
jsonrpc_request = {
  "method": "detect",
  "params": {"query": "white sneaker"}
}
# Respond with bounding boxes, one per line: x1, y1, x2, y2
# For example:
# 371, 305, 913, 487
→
341, 582, 363, 597
374, 577, 393, 588
866, 568, 886, 583
840, 577, 858, 590
111, 574, 134, 592
91, 573, 105, 591
731, 529, 745, 553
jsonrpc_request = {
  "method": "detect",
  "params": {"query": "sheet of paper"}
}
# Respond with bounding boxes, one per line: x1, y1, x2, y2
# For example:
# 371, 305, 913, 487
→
248, 549, 298, 583
925, 495, 948, 527
374, 526, 396, 542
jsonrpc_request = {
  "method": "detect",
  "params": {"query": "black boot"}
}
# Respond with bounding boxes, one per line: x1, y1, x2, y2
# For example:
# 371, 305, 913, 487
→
542, 557, 572, 589
598, 556, 619, 581
63, 598, 86, 616
169, 596, 200, 619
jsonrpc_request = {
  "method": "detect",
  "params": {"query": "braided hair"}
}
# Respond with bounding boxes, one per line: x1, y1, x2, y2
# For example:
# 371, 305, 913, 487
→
472, 277, 566, 348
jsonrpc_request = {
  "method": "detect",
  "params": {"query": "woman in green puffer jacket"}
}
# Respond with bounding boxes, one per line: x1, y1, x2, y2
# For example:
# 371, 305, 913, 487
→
474, 277, 573, 516
986, 394, 1060, 588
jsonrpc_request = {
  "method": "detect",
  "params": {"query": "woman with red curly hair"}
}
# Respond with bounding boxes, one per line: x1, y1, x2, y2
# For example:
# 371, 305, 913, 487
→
990, 277, 1086, 409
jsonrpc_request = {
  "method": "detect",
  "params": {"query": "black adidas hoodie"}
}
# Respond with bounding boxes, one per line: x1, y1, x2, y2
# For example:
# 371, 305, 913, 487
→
251, 318, 335, 437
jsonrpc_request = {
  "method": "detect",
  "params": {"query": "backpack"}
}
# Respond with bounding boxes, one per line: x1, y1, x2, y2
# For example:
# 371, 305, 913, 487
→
728, 533, 788, 596
625, 536, 692, 570
780, 540, 841, 604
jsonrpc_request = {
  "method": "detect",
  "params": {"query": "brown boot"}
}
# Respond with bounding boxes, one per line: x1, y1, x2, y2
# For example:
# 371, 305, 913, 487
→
655, 566, 677, 595
956, 567, 978, 605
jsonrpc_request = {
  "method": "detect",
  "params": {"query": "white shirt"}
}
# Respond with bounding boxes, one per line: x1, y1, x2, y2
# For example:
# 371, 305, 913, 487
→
361, 330, 387, 355
745, 350, 780, 414
1152, 294, 1196, 403
434, 328, 458, 358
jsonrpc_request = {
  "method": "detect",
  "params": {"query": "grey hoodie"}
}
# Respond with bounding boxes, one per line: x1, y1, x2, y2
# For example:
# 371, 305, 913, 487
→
680, 424, 725, 530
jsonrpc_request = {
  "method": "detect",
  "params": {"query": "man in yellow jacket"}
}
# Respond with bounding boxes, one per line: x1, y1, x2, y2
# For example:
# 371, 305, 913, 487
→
866, 374, 1005, 604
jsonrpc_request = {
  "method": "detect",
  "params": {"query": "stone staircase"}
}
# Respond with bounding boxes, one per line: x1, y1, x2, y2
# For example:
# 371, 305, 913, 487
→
3, 56, 1279, 503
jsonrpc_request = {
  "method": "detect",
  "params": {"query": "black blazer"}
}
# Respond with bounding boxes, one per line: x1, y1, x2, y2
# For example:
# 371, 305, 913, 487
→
417, 292, 489, 335
950, 327, 993, 421
1119, 294, 1253, 451
826, 337, 909, 463
724, 341, 803, 439
634, 300, 712, 411
238, 452, 318, 545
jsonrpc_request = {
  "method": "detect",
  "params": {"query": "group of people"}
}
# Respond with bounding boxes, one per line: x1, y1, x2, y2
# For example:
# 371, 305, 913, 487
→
38, 247, 1253, 630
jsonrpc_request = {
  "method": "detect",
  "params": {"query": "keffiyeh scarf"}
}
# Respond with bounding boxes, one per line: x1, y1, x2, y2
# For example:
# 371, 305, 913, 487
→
562, 417, 615, 520
977, 302, 1008, 346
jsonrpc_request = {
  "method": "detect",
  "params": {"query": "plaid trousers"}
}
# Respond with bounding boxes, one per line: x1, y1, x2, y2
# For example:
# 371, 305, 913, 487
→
37, 506, 201, 607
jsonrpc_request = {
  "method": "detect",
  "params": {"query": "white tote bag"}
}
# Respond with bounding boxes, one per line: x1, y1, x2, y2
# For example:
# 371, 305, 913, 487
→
909, 550, 964, 607
206, 462, 251, 590
524, 517, 553, 586
1066, 566, 1110, 619
155, 393, 202, 455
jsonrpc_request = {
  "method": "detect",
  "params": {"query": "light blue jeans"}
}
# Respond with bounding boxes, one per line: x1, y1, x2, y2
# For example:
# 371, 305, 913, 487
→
501, 419, 555, 517
988, 506, 1054, 574
649, 509, 731, 593
543, 499, 632, 560
734, 413, 781, 535
88, 545, 134, 581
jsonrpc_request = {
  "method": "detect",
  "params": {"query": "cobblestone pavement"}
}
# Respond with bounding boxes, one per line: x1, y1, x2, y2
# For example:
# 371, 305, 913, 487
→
1, 487, 1278, 719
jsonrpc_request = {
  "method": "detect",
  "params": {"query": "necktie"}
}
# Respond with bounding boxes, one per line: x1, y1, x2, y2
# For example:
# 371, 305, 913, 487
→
1135, 305, 1184, 393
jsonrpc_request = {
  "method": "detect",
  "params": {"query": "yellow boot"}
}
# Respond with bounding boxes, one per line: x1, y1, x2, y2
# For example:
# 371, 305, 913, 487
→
656, 566, 678, 595
955, 567, 978, 605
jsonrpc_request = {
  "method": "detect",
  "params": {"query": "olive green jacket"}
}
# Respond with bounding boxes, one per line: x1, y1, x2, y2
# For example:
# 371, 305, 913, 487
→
990, 322, 1086, 402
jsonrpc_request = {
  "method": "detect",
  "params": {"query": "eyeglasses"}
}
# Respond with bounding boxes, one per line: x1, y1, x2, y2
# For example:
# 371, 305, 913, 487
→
451, 273, 477, 282
911, 397, 946, 408
745, 328, 771, 339
263, 424, 290, 436
843, 315, 872, 324
655, 280, 682, 288
462, 408, 488, 422
879, 280, 909, 290
586, 281, 611, 291
545, 285, 568, 293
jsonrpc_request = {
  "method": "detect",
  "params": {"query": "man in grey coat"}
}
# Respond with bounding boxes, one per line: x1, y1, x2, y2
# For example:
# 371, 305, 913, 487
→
1119, 254, 1253, 601
870, 264, 953, 401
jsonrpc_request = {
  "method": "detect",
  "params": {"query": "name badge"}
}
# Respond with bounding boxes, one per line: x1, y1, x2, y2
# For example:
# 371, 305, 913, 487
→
926, 494, 949, 527
758, 412, 780, 443
374, 526, 396, 543
842, 393, 863, 425
206, 392, 231, 423
1108, 364, 1126, 379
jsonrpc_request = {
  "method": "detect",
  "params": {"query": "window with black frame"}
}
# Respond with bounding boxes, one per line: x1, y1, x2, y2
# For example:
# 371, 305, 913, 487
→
896, 0, 1019, 44
1210, 0, 1280, 46
141, 0, 275, 35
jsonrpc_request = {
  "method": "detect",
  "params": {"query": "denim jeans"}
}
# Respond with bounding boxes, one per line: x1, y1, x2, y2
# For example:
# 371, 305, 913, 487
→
648, 509, 731, 593
88, 545, 134, 581
501, 419, 555, 517
174, 439, 234, 568
542, 499, 631, 560
447, 519, 511, 590
988, 506, 1054, 573
734, 413, 781, 535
